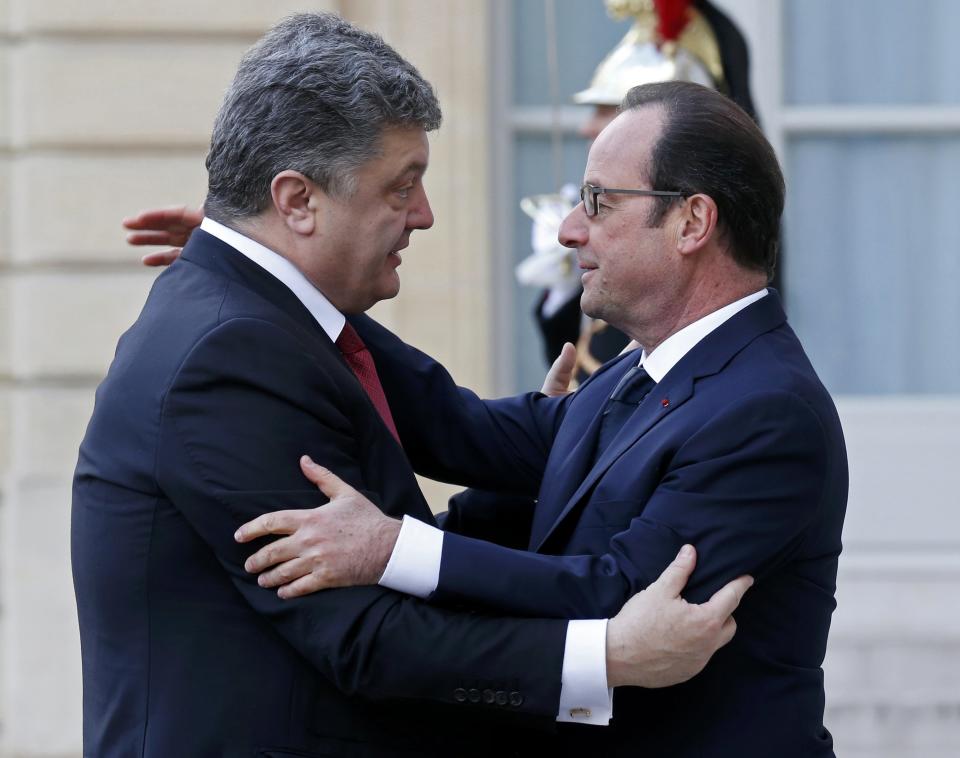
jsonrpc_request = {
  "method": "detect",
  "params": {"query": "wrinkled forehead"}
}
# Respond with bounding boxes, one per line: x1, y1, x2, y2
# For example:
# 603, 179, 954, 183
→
584, 106, 663, 185
361, 125, 430, 179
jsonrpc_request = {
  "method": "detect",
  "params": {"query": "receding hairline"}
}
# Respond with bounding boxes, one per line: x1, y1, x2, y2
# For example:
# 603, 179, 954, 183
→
587, 103, 667, 187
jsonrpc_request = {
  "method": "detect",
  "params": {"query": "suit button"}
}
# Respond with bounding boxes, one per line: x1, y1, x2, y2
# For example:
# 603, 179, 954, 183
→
509, 691, 523, 707
453, 688, 467, 703
482, 688, 496, 704
495, 690, 508, 706
467, 688, 481, 703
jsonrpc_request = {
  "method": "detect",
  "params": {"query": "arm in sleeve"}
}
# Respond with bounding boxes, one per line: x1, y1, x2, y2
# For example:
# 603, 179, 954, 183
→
353, 314, 568, 494
441, 488, 538, 549
155, 317, 567, 716
417, 391, 834, 618
378, 517, 613, 725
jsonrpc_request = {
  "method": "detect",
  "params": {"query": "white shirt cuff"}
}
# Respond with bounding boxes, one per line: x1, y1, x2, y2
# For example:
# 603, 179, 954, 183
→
377, 515, 443, 599
557, 618, 613, 725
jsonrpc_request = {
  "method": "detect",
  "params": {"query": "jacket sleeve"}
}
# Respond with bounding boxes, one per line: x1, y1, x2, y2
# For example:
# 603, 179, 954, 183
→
155, 316, 566, 716
441, 488, 538, 550
430, 390, 839, 618
354, 314, 569, 495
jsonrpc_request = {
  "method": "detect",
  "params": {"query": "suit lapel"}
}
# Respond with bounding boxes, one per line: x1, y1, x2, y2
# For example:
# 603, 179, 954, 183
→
179, 229, 342, 362
179, 233, 409, 442
527, 351, 641, 549
532, 292, 788, 552
527, 395, 609, 550
531, 372, 695, 551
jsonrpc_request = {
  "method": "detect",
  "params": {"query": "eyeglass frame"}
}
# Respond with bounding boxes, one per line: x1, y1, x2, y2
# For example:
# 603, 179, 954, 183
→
579, 183, 685, 218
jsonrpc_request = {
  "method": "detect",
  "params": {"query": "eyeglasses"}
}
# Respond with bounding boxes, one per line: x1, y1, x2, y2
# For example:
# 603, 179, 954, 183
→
579, 183, 684, 218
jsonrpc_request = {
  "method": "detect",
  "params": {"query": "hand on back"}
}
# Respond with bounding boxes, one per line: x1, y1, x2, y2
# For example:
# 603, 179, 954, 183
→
124, 204, 202, 266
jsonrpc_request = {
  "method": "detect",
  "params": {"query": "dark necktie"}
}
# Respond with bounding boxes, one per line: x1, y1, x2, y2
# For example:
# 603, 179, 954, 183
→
335, 323, 401, 445
595, 365, 656, 457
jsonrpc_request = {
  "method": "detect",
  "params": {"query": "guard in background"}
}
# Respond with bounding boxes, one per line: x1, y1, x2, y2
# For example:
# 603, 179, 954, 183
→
520, 0, 760, 381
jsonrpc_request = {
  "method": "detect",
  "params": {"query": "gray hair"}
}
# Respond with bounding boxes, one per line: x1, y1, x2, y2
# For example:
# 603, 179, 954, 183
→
204, 12, 442, 221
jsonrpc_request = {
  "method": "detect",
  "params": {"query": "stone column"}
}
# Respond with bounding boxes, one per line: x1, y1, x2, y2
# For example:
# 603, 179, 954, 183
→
0, 2, 492, 754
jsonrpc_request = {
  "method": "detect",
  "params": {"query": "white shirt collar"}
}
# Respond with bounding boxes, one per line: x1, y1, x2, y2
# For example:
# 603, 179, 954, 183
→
200, 217, 346, 343
640, 289, 768, 382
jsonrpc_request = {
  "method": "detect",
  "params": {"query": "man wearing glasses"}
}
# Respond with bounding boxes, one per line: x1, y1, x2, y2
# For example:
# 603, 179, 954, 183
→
234, 81, 848, 757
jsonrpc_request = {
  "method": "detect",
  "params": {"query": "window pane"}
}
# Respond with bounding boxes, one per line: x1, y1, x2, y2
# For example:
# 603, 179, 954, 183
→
785, 136, 960, 394
784, 0, 960, 105
512, 0, 629, 106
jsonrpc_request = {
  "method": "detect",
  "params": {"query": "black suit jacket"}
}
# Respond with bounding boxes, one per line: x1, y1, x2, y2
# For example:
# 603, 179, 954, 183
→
72, 229, 567, 757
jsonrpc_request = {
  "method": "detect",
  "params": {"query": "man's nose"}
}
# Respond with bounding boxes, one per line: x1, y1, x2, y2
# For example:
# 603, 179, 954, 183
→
408, 184, 434, 230
558, 205, 586, 249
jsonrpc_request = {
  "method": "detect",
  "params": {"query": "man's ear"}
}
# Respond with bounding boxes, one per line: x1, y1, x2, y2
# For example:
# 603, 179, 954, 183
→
270, 170, 320, 235
675, 193, 719, 256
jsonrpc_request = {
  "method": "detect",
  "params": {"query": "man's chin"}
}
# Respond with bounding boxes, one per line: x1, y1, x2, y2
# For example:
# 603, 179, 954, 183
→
580, 293, 602, 321
384, 271, 401, 298
366, 277, 401, 309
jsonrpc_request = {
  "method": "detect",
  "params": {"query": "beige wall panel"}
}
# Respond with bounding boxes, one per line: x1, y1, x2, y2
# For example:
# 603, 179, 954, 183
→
0, 157, 9, 262
10, 270, 157, 377
0, 278, 9, 376
9, 387, 94, 477
11, 0, 337, 34
11, 152, 207, 263
1, 479, 82, 755
0, 388, 9, 476
14, 39, 248, 147
438, 3, 492, 395
0, 46, 9, 149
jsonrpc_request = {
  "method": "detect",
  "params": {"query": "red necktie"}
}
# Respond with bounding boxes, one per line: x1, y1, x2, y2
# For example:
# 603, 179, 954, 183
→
335, 322, 401, 445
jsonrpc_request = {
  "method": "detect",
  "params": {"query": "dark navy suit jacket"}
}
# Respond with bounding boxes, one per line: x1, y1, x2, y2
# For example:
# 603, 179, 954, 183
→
356, 292, 847, 757
71, 229, 568, 758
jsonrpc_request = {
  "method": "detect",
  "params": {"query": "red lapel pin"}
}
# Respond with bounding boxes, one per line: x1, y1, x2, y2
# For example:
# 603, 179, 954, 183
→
661, 398, 670, 407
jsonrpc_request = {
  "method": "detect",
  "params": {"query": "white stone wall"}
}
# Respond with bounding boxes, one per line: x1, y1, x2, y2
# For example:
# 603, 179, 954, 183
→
824, 399, 960, 757
0, 2, 491, 754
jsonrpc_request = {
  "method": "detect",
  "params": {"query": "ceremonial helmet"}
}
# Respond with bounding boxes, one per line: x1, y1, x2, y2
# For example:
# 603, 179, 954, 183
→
573, 0, 725, 106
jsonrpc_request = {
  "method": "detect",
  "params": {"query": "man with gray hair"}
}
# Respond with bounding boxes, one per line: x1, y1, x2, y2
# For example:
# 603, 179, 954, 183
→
74, 13, 748, 757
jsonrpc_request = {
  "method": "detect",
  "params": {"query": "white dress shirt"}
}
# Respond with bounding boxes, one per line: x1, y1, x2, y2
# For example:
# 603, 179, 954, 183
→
380, 288, 769, 725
